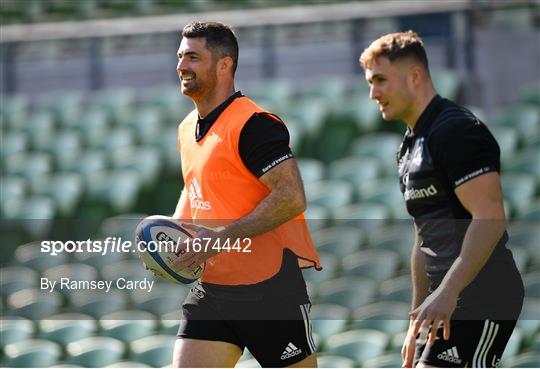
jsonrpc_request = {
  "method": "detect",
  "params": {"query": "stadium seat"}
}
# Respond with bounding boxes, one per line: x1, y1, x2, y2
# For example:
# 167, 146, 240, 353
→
340, 249, 401, 282
507, 351, 540, 367
349, 133, 402, 176
494, 105, 539, 145
332, 203, 389, 232
7, 288, 63, 320
515, 298, 540, 340
78, 107, 110, 144
312, 226, 364, 258
110, 146, 162, 187
302, 252, 339, 284
510, 246, 529, 273
14, 241, 69, 272
160, 311, 181, 335
1, 132, 28, 158
350, 301, 409, 335
124, 106, 163, 145
490, 126, 520, 159
3, 339, 62, 367
69, 290, 129, 318
91, 88, 135, 126
24, 111, 56, 150
352, 93, 381, 133
328, 157, 381, 197
106, 362, 151, 368
305, 180, 354, 209
378, 275, 413, 303
359, 180, 404, 216
368, 223, 415, 261
66, 336, 126, 368
325, 329, 388, 366
60, 149, 108, 182
297, 158, 326, 184
363, 352, 404, 368
508, 222, 539, 252
523, 271, 540, 299
304, 204, 329, 233
101, 259, 154, 281
0, 266, 38, 296
100, 310, 158, 342
30, 173, 84, 216
504, 327, 523, 360
501, 174, 537, 217
0, 318, 35, 347
314, 114, 359, 163
43, 263, 99, 286
131, 284, 189, 316
39, 313, 97, 346
86, 169, 143, 213
130, 334, 177, 367
432, 68, 461, 101
317, 277, 377, 310
73, 243, 126, 269
3, 95, 29, 131
316, 355, 355, 368
518, 199, 540, 220
45, 130, 82, 169
36, 92, 83, 128
309, 304, 349, 339
5, 152, 53, 182
504, 148, 540, 183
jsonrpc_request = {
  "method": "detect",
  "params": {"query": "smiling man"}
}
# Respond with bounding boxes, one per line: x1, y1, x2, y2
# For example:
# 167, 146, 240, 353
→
360, 31, 524, 368
168, 22, 320, 368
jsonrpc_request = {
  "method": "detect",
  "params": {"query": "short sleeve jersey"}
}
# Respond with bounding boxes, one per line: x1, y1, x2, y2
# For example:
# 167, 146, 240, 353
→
397, 95, 516, 288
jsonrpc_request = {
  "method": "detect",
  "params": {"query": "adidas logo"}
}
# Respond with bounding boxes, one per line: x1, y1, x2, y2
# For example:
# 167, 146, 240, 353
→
188, 178, 211, 210
280, 342, 302, 360
437, 347, 462, 364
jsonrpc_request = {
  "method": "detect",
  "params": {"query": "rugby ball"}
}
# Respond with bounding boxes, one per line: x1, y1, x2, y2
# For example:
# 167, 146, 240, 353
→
135, 215, 204, 284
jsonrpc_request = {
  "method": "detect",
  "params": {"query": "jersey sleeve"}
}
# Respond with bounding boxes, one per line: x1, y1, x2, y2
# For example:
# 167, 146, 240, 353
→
239, 113, 294, 178
429, 119, 501, 188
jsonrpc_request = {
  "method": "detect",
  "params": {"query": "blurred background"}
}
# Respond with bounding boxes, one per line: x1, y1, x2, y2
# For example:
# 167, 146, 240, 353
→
1, 0, 539, 367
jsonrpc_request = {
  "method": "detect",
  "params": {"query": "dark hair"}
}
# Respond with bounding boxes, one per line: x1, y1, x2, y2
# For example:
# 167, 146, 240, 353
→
360, 31, 430, 74
182, 21, 239, 75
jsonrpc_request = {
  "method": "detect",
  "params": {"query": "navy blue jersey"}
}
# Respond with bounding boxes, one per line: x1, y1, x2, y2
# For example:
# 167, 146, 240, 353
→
397, 95, 522, 301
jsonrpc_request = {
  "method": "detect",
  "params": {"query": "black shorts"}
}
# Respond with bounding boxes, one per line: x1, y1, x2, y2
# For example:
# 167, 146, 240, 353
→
177, 250, 317, 367
414, 318, 518, 368
177, 283, 316, 367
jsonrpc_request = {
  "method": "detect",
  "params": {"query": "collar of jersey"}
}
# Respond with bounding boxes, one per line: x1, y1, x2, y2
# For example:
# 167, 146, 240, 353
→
409, 94, 444, 137
196, 90, 243, 141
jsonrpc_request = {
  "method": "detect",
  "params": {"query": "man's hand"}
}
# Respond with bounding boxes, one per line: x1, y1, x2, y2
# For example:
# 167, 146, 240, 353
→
401, 321, 418, 368
170, 223, 224, 273
409, 287, 457, 347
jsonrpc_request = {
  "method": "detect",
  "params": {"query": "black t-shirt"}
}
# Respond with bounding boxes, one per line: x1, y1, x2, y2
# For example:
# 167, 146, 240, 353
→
195, 91, 293, 177
397, 95, 522, 300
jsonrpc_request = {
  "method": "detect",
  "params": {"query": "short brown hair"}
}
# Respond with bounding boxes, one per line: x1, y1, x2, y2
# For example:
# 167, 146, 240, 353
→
359, 31, 429, 73
182, 21, 239, 75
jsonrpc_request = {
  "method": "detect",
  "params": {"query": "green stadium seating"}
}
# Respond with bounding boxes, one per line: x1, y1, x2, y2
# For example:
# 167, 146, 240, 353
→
128, 107, 164, 145
359, 180, 404, 216
332, 203, 389, 232
91, 127, 135, 153
3, 339, 62, 367
14, 241, 69, 272
490, 126, 519, 159
350, 301, 409, 335
312, 226, 364, 258
73, 243, 126, 269
317, 277, 376, 310
504, 148, 540, 183
35, 92, 83, 128
378, 275, 413, 303
7, 288, 63, 320
368, 223, 415, 261
304, 204, 329, 233
518, 80, 540, 107
328, 156, 381, 189
110, 146, 162, 187
86, 169, 143, 213
325, 329, 388, 366
523, 271, 540, 299
30, 173, 84, 216
160, 311, 180, 335
100, 310, 158, 342
309, 304, 349, 339
315, 114, 359, 163
60, 150, 108, 182
510, 246, 529, 273
5, 152, 53, 182
316, 355, 355, 368
43, 263, 99, 287
507, 351, 540, 368
0, 266, 37, 296
508, 222, 539, 253
515, 298, 540, 340
78, 108, 110, 145
352, 93, 381, 133
131, 284, 189, 316
101, 259, 154, 281
518, 199, 540, 220
91, 89, 135, 126
66, 336, 126, 367
3, 95, 29, 131
302, 252, 339, 283
1, 132, 28, 158
106, 362, 151, 368
501, 174, 537, 217
69, 290, 128, 318
495, 105, 540, 145
363, 353, 404, 368
349, 133, 402, 176
0, 318, 35, 347
39, 313, 97, 346
340, 249, 401, 282
130, 334, 177, 367
504, 327, 523, 360
305, 180, 354, 209
297, 158, 326, 184
432, 69, 461, 100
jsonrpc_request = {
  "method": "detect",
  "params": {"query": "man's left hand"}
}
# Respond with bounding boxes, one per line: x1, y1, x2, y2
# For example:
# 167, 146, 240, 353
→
409, 287, 458, 347
170, 223, 225, 273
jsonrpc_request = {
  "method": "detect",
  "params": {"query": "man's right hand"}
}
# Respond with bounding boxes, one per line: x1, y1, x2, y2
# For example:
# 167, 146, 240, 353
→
402, 322, 418, 368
